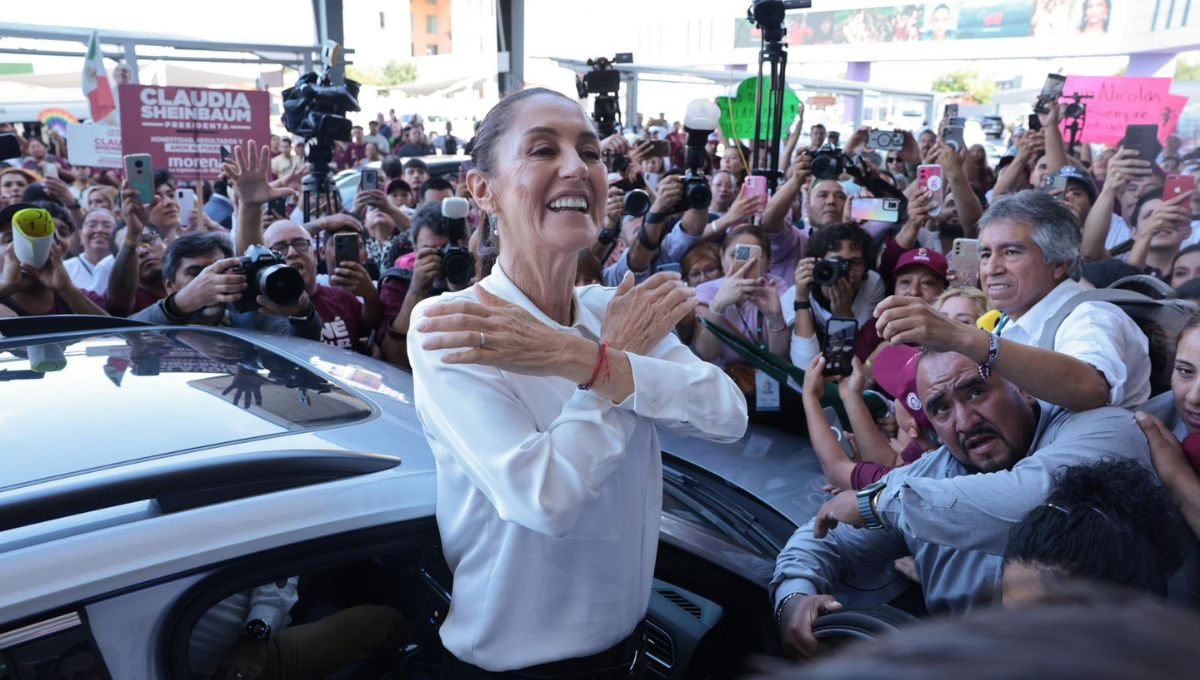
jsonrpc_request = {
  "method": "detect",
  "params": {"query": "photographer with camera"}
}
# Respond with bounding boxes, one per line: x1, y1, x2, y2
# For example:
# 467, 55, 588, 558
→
608, 174, 711, 285
380, 200, 472, 368
782, 223, 885, 335
129, 231, 321, 340
263, 219, 381, 351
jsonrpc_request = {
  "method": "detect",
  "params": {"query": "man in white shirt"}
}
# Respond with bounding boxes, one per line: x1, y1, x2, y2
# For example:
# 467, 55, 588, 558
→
63, 208, 115, 294
876, 190, 1150, 412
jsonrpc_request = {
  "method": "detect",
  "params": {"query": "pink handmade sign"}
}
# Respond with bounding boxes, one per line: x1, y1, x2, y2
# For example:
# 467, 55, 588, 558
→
1061, 76, 1179, 145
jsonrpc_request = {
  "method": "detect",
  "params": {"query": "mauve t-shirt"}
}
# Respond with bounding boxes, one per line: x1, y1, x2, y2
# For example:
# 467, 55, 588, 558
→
310, 284, 364, 350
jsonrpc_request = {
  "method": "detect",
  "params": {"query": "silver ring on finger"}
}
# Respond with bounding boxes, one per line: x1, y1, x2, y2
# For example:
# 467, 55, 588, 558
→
479, 331, 487, 348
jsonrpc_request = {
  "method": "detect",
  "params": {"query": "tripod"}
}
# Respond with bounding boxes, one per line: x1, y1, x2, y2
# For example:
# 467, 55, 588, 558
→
749, 26, 789, 192
301, 138, 341, 223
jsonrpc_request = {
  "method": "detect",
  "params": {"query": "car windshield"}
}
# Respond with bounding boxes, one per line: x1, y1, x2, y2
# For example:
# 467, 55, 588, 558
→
0, 329, 372, 490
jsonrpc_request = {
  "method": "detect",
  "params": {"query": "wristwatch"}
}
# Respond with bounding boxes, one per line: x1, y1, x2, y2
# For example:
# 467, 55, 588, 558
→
242, 618, 271, 641
856, 481, 887, 530
288, 305, 316, 324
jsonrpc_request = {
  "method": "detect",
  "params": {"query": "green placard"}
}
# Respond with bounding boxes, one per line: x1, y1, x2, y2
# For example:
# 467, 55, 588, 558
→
0, 63, 34, 75
716, 76, 800, 142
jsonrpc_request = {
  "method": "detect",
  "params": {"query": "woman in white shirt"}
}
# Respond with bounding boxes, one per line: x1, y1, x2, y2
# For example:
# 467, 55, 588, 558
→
407, 88, 748, 678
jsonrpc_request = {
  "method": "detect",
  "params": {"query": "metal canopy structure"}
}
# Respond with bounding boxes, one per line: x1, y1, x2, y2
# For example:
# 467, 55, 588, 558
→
549, 57, 938, 131
0, 0, 349, 82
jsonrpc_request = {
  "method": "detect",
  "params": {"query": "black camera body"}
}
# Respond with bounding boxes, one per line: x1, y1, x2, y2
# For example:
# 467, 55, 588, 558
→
812, 256, 852, 287
233, 244, 306, 313
576, 53, 632, 139
438, 244, 474, 289
807, 144, 847, 181
281, 72, 362, 143
680, 171, 713, 212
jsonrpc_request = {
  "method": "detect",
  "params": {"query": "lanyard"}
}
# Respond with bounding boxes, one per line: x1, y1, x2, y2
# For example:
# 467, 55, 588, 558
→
734, 304, 767, 350
994, 313, 1010, 337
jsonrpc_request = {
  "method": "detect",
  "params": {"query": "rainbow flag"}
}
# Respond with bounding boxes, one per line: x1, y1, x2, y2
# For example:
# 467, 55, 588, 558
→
39, 108, 79, 133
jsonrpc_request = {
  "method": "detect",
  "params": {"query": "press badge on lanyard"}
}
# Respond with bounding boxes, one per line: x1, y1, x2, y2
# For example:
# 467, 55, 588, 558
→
756, 370, 781, 411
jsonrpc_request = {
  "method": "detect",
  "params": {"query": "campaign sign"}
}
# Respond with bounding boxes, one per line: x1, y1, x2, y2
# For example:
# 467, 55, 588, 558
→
65, 123, 123, 169
118, 84, 269, 181
1061, 76, 1178, 146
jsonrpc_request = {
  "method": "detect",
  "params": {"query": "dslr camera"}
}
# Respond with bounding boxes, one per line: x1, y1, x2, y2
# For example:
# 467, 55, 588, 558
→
677, 170, 713, 214
436, 244, 474, 291
812, 256, 852, 287
806, 144, 847, 181
233, 244, 306, 313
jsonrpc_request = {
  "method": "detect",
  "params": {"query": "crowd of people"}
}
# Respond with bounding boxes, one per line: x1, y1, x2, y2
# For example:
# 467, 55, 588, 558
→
4, 71, 1200, 673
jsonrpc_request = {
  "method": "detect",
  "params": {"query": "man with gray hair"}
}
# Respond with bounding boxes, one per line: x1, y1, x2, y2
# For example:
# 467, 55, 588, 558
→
874, 190, 1150, 410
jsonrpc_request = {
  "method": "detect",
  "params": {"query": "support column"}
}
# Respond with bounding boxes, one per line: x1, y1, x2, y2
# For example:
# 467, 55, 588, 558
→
1126, 52, 1178, 78
122, 43, 140, 83
626, 73, 638, 132
846, 61, 871, 83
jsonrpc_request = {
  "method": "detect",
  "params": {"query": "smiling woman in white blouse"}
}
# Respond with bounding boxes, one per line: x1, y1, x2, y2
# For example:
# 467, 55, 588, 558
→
407, 88, 749, 679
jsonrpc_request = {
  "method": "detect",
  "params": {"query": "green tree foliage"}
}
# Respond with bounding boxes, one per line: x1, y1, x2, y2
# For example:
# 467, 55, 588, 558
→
931, 69, 997, 104
345, 60, 419, 86
1177, 59, 1200, 82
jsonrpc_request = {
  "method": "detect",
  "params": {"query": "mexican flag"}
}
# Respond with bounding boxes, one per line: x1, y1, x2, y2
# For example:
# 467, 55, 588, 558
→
81, 31, 115, 122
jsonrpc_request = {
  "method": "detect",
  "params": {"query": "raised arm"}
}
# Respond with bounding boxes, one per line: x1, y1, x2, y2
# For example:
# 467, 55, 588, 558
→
930, 142, 983, 237
992, 131, 1044, 197
224, 141, 297, 252
875, 296, 1114, 412
1039, 102, 1069, 177
106, 184, 154, 317
762, 155, 812, 235
1082, 149, 1152, 262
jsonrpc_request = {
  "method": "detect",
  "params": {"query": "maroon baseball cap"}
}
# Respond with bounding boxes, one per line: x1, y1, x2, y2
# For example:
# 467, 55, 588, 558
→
894, 247, 948, 282
872, 344, 931, 430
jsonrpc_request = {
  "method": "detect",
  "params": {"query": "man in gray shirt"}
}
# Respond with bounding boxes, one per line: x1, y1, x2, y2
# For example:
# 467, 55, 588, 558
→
772, 349, 1151, 658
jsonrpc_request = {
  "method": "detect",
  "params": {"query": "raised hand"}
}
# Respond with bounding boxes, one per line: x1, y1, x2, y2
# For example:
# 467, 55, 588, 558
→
602, 271, 697, 356
223, 141, 297, 206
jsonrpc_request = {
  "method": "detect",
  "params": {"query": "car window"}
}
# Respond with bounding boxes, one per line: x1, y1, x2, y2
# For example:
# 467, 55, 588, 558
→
662, 476, 771, 559
0, 612, 109, 679
169, 533, 448, 679
0, 330, 373, 490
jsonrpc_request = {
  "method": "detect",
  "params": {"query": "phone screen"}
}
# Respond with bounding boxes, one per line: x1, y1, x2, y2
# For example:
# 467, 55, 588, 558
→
1039, 74, 1066, 101
850, 198, 901, 223
822, 318, 858, 377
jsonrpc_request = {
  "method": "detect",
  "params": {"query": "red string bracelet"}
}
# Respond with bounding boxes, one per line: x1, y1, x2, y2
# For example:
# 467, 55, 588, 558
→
579, 341, 611, 391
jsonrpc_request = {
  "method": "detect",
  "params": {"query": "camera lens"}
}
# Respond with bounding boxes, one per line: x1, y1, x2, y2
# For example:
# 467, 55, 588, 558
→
686, 182, 712, 210
442, 246, 474, 287
135, 160, 144, 169
812, 259, 847, 288
258, 264, 305, 307
623, 190, 650, 218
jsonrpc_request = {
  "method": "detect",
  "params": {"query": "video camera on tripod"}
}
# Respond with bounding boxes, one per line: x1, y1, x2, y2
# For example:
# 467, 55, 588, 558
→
281, 41, 361, 221
576, 53, 632, 139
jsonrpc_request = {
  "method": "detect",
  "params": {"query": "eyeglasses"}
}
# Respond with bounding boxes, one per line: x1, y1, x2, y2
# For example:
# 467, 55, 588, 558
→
888, 157, 905, 164
138, 232, 162, 246
269, 238, 313, 257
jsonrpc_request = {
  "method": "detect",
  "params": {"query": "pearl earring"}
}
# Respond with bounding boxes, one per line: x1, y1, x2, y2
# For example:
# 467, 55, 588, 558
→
489, 214, 500, 235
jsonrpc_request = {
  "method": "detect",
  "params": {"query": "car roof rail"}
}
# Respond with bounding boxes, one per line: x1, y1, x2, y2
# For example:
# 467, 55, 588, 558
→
0, 449, 401, 533
0, 314, 153, 340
